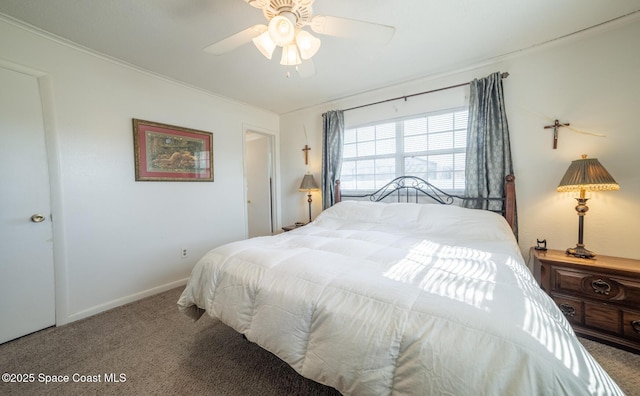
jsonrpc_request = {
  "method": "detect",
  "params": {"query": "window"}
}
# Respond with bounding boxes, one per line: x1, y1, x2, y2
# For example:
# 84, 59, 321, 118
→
340, 108, 468, 192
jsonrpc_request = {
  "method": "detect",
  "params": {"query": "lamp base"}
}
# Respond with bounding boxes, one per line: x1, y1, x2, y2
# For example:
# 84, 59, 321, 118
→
566, 245, 595, 259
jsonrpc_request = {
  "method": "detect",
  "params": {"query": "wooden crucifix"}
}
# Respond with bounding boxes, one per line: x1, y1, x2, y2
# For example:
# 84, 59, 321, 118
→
543, 119, 570, 149
302, 144, 311, 165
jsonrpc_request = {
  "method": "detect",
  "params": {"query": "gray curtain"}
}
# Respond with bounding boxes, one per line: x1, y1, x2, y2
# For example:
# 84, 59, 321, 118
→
464, 72, 516, 234
321, 110, 344, 209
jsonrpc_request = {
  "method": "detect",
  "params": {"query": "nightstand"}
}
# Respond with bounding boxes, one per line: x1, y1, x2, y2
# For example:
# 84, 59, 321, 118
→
282, 222, 306, 232
533, 248, 640, 353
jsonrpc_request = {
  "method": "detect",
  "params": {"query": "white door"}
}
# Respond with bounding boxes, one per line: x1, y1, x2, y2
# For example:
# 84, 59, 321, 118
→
246, 132, 274, 238
0, 67, 55, 344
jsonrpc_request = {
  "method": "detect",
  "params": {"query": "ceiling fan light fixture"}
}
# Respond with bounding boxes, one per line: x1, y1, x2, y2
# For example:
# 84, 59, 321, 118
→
252, 31, 277, 59
295, 30, 321, 60
280, 44, 302, 65
268, 13, 296, 46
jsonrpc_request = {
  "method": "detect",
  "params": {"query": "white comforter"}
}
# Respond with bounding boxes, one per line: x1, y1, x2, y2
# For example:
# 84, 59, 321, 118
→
178, 201, 622, 395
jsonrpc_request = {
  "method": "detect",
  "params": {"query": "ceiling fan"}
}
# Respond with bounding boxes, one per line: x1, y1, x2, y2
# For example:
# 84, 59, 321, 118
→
204, 0, 395, 75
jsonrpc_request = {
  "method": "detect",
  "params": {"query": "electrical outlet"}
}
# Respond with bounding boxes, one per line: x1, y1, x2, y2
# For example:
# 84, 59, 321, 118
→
181, 248, 188, 259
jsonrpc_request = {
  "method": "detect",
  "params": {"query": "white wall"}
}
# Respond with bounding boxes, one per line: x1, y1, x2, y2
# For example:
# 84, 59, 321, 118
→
280, 16, 640, 262
0, 17, 279, 324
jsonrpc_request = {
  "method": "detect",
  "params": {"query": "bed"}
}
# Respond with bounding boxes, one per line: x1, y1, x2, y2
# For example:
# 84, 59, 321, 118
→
178, 176, 622, 395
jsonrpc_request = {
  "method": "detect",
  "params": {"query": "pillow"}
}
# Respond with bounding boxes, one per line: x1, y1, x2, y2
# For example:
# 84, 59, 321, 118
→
316, 201, 425, 229
318, 201, 514, 242
415, 204, 514, 241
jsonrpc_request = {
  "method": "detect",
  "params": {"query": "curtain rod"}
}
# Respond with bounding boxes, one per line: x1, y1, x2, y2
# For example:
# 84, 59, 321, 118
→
343, 72, 509, 113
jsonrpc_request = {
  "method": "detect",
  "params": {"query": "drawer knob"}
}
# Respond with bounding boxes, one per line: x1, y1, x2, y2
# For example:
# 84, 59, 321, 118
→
559, 303, 576, 318
591, 279, 611, 295
632, 320, 640, 334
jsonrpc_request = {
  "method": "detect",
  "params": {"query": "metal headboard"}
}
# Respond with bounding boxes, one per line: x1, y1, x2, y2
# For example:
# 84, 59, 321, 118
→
339, 176, 456, 205
335, 175, 517, 233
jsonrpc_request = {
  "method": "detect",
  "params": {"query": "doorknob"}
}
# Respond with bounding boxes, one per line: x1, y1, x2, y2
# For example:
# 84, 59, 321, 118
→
30, 214, 46, 223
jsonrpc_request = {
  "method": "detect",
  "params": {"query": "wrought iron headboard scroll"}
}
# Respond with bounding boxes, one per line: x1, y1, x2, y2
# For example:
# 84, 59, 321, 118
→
339, 176, 456, 205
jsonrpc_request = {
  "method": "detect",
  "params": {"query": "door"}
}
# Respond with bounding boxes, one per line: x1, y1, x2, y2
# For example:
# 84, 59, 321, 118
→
0, 67, 55, 344
245, 131, 275, 238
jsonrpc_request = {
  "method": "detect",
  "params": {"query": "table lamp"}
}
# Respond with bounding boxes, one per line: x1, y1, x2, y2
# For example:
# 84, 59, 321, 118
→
557, 154, 619, 258
299, 173, 320, 223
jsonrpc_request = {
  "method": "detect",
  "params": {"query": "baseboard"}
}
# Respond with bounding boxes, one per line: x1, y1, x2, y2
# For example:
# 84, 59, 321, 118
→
63, 278, 189, 324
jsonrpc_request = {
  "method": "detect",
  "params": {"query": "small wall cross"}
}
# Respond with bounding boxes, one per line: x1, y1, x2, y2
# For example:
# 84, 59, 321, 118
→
302, 145, 311, 165
543, 119, 570, 149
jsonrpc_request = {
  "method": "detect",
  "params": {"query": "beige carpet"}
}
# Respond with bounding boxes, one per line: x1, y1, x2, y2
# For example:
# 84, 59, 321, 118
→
578, 337, 640, 395
1, 287, 638, 395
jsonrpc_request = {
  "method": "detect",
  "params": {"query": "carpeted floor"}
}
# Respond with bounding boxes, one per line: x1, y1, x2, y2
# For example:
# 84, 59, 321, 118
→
577, 337, 640, 395
1, 287, 638, 395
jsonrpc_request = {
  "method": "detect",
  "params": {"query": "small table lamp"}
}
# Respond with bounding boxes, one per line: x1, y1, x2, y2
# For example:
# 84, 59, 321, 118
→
557, 154, 619, 258
299, 173, 320, 223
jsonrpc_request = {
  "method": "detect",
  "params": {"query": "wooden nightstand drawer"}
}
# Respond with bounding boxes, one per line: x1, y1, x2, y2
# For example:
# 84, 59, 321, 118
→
622, 310, 640, 341
551, 268, 640, 307
584, 302, 619, 334
553, 295, 583, 325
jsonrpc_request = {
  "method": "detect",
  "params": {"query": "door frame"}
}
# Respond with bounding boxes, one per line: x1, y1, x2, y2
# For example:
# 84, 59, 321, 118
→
242, 125, 280, 238
0, 59, 68, 326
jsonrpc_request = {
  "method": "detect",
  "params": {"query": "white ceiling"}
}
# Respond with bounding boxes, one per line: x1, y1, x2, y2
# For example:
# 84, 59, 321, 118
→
1, 0, 639, 114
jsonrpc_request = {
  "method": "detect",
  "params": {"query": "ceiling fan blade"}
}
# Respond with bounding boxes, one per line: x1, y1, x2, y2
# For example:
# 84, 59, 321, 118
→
203, 24, 267, 55
310, 16, 395, 44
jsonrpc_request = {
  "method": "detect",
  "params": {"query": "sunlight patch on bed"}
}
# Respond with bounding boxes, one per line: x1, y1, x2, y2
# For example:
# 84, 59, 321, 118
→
383, 240, 497, 309
519, 268, 621, 395
419, 260, 496, 309
383, 240, 439, 283
518, 262, 580, 375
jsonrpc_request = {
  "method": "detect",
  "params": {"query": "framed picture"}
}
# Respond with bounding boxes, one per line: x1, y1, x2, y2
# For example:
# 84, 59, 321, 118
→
132, 119, 213, 182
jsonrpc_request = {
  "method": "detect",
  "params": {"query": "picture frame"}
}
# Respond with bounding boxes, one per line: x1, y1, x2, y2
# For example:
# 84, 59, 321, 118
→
132, 119, 214, 182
